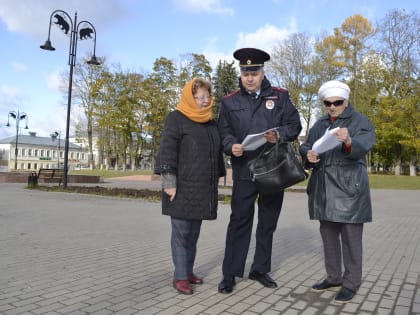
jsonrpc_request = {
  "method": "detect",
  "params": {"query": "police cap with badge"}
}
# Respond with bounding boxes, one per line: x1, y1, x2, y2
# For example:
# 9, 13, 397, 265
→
233, 48, 270, 71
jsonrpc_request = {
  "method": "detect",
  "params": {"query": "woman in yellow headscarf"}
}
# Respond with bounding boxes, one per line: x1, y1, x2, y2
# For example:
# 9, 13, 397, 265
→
155, 77, 226, 295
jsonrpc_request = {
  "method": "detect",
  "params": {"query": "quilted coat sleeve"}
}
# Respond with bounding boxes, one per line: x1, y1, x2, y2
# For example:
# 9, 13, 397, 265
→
154, 112, 180, 175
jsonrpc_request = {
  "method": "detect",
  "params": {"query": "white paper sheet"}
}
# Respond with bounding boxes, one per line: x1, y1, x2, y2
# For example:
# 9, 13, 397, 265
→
241, 128, 278, 151
312, 127, 341, 154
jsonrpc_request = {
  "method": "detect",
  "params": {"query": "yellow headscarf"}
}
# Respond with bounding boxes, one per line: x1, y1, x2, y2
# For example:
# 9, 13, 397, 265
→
176, 78, 214, 123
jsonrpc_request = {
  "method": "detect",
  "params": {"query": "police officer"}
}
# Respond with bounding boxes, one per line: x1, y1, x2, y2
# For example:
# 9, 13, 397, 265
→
217, 48, 302, 294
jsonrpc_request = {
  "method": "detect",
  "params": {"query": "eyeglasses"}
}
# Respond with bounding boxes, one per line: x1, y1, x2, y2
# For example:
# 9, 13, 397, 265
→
194, 95, 211, 101
323, 99, 345, 107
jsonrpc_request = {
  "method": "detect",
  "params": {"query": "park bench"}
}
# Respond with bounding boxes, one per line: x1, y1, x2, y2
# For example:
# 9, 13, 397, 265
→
37, 168, 65, 186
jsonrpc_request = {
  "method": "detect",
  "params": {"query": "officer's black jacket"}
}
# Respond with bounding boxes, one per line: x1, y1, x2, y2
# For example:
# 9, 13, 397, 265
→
218, 77, 302, 180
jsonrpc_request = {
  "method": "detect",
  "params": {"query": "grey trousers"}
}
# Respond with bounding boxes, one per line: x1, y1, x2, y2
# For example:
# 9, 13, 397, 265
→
171, 217, 202, 280
319, 220, 364, 292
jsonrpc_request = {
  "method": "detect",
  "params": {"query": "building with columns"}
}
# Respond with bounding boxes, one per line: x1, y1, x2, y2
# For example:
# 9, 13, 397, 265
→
0, 132, 88, 172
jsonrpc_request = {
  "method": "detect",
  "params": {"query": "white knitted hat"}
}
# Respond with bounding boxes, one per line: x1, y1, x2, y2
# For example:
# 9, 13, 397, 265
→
318, 80, 350, 100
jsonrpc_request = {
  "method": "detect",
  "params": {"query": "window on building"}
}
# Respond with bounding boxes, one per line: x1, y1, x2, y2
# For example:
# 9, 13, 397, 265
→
28, 163, 31, 169
28, 149, 32, 157
34, 163, 38, 170
40, 150, 44, 157
21, 148, 26, 156
34, 149, 38, 157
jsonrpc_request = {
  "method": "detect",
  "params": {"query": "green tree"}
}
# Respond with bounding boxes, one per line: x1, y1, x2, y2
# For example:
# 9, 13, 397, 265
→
332, 14, 376, 114
212, 60, 238, 117
178, 53, 213, 89
376, 9, 419, 175
91, 69, 118, 169
144, 57, 178, 168
313, 32, 346, 81
61, 55, 105, 169
269, 32, 319, 136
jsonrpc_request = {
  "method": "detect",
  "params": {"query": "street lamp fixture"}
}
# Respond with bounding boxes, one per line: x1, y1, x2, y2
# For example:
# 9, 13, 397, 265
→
40, 10, 100, 188
51, 130, 61, 168
6, 110, 29, 171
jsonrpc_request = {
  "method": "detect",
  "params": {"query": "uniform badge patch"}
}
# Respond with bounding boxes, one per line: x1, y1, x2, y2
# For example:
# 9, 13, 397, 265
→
265, 100, 275, 110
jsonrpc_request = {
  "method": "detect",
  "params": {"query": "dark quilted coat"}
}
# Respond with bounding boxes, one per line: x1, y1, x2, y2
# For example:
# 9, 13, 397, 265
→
154, 110, 226, 220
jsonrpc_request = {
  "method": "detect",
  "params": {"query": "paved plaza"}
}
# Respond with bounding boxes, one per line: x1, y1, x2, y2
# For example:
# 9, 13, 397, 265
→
0, 181, 419, 315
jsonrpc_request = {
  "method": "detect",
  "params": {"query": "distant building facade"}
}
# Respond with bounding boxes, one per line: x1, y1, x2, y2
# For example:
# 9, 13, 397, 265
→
0, 132, 88, 172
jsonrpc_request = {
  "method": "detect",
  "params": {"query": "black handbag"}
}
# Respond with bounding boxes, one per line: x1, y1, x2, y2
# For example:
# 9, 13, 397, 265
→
248, 141, 308, 194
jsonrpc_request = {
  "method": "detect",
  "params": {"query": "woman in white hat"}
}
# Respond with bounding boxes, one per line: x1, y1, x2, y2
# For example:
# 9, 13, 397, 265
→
300, 80, 376, 304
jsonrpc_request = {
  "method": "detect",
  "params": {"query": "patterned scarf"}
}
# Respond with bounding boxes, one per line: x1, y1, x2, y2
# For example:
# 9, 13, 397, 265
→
176, 78, 214, 123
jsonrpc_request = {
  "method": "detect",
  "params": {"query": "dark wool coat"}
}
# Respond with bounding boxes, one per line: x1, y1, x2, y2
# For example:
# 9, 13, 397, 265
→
154, 110, 225, 220
299, 104, 376, 223
218, 77, 302, 181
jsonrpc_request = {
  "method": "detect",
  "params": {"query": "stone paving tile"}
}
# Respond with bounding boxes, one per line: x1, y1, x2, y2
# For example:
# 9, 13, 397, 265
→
55, 302, 90, 314
1, 184, 420, 314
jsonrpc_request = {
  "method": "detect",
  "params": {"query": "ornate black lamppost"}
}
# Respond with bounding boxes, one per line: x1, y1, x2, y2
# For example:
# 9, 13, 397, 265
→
6, 110, 29, 171
51, 130, 61, 168
40, 10, 100, 188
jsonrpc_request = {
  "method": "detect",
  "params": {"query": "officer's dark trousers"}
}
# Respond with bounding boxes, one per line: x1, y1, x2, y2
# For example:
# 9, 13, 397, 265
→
320, 220, 363, 292
222, 180, 284, 278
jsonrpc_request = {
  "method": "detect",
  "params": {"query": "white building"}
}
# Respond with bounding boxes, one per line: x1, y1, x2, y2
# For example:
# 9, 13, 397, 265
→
0, 132, 88, 172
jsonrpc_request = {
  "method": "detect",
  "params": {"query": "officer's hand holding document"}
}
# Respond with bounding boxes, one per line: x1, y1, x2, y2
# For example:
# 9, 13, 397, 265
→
312, 127, 341, 154
241, 128, 278, 151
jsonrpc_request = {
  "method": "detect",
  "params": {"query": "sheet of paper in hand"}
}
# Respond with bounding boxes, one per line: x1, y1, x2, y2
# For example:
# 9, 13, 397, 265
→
242, 128, 278, 151
312, 127, 341, 154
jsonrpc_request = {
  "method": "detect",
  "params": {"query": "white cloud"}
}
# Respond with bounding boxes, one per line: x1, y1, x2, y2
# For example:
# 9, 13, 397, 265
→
45, 71, 62, 92
201, 36, 235, 69
0, 86, 24, 135
30, 102, 67, 137
0, 86, 23, 115
235, 22, 296, 53
11, 61, 28, 73
0, 85, 20, 98
201, 19, 298, 71
204, 49, 235, 69
173, 0, 234, 15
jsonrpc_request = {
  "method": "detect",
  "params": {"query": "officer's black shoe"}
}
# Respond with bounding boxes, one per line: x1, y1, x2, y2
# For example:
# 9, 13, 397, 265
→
333, 287, 356, 304
218, 276, 235, 294
311, 279, 342, 292
248, 271, 277, 288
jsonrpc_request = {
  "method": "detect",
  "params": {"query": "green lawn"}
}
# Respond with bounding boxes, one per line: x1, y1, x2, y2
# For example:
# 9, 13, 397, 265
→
368, 174, 420, 190
70, 169, 152, 178
70, 169, 420, 190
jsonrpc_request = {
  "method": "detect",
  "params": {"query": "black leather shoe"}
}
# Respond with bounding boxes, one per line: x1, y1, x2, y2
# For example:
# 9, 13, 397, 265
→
333, 287, 355, 304
248, 271, 277, 288
311, 279, 342, 291
218, 276, 235, 294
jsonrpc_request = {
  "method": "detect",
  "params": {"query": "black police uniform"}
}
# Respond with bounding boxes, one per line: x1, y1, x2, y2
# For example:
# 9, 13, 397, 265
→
218, 48, 302, 282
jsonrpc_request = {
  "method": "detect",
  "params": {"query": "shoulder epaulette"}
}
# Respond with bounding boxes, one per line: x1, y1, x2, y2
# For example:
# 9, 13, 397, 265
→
273, 87, 287, 93
223, 90, 240, 99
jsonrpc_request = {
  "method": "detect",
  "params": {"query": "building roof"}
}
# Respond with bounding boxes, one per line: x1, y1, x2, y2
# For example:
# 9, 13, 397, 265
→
0, 134, 83, 150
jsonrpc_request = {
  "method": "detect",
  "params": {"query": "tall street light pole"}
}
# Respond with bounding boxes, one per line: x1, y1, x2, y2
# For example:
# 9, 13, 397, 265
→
6, 110, 29, 171
51, 130, 61, 168
40, 10, 100, 188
